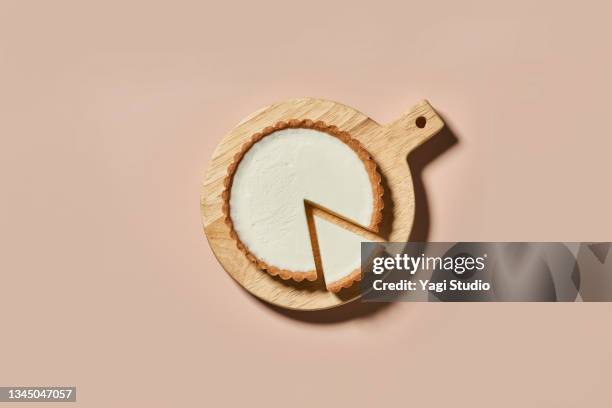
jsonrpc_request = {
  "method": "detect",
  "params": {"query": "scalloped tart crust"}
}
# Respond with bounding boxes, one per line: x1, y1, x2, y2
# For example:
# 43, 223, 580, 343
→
223, 120, 383, 292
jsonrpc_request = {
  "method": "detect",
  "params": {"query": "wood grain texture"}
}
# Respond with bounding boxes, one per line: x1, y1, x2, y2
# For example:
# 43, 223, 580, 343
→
201, 98, 444, 310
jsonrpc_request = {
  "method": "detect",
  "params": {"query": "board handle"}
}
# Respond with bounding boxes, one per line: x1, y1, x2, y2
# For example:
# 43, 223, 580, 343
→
381, 100, 445, 158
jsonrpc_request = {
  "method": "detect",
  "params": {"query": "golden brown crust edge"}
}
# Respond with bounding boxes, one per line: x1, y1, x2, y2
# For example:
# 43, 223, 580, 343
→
326, 268, 363, 293
222, 119, 384, 287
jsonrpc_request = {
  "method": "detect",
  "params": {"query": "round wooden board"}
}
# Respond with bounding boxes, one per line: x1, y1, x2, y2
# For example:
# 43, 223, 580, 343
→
201, 98, 444, 310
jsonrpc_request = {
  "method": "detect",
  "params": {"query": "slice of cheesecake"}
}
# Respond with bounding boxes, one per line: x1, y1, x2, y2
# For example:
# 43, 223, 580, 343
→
310, 209, 384, 293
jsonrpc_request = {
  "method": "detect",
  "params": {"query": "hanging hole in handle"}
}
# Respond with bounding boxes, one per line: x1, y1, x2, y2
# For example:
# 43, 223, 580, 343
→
415, 116, 427, 128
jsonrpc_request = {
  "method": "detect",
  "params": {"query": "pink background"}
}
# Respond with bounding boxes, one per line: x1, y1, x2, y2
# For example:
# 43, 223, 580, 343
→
1, 1, 612, 406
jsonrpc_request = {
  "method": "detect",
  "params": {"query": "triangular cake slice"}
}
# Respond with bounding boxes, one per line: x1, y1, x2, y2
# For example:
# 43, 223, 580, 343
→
309, 205, 385, 293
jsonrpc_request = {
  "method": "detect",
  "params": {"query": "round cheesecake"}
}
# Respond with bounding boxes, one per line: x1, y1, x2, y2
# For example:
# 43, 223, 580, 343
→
222, 120, 383, 291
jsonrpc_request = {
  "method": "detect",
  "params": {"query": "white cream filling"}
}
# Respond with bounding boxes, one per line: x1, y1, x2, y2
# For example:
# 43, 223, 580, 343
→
229, 128, 374, 282
313, 216, 373, 285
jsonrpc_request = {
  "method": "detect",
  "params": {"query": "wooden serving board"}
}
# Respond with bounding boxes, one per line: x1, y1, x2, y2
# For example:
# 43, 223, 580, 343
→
201, 98, 444, 310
